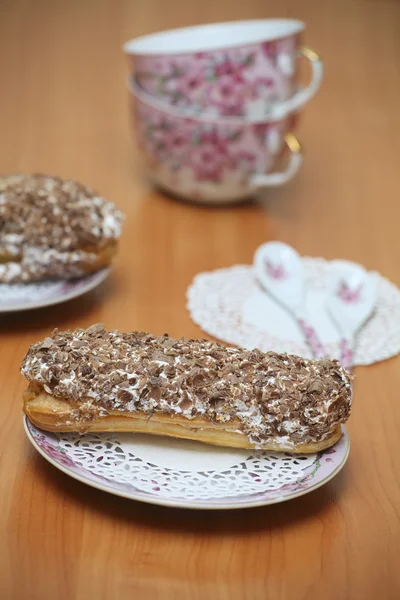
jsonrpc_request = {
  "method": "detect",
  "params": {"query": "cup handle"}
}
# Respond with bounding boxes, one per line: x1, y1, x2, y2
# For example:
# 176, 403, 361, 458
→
250, 133, 302, 188
270, 47, 324, 119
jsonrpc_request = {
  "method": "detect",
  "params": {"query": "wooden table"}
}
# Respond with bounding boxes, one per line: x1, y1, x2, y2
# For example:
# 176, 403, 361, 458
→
1, 1, 400, 598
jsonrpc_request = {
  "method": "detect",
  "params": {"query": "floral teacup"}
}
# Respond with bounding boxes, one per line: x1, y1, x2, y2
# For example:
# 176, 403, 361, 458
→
124, 19, 323, 120
129, 79, 303, 204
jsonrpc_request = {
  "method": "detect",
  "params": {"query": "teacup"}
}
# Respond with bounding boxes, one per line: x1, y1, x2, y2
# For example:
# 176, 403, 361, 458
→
129, 79, 303, 204
124, 19, 323, 119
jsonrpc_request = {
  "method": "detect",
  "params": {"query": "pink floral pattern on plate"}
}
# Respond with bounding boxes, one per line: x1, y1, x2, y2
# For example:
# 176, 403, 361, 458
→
25, 417, 349, 509
0, 268, 109, 312
131, 36, 299, 117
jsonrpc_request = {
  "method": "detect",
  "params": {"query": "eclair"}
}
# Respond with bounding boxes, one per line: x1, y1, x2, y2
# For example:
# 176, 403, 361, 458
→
0, 174, 124, 283
21, 325, 352, 453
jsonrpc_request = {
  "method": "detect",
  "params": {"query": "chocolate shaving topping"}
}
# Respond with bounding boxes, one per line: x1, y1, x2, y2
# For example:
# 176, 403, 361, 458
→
21, 325, 353, 447
0, 174, 124, 282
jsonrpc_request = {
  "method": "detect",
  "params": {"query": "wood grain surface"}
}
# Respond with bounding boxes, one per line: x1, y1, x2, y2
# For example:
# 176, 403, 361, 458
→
1, 1, 400, 599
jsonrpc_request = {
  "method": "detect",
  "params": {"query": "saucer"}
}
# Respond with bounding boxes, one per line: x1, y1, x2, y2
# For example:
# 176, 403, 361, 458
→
24, 417, 349, 510
0, 268, 110, 312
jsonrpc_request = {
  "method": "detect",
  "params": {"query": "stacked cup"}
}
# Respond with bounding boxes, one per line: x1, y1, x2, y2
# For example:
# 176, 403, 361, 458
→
123, 19, 323, 204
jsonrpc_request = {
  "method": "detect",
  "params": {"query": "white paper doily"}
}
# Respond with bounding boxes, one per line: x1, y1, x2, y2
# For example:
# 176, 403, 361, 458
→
187, 258, 400, 366
25, 418, 350, 509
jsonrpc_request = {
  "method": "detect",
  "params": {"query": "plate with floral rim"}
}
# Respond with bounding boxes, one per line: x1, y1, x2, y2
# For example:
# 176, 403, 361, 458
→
24, 417, 350, 510
0, 268, 110, 312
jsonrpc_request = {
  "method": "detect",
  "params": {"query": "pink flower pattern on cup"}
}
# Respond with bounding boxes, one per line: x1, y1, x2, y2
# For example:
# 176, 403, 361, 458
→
132, 36, 298, 117
132, 97, 296, 194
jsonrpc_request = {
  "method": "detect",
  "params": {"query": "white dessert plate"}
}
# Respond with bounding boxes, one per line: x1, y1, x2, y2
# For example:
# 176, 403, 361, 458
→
0, 268, 110, 312
24, 417, 350, 510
